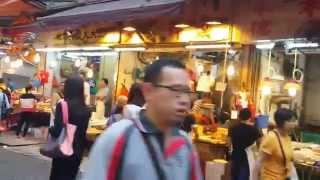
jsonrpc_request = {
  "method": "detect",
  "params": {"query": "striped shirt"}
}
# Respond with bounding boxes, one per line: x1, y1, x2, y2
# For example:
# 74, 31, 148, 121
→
20, 93, 37, 112
83, 111, 203, 180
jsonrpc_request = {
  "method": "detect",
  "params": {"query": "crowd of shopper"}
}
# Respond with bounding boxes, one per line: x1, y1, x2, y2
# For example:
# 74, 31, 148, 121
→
0, 59, 300, 180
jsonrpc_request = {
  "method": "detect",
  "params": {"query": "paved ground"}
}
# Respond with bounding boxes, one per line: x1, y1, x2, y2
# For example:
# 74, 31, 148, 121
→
0, 147, 51, 180
0, 132, 88, 180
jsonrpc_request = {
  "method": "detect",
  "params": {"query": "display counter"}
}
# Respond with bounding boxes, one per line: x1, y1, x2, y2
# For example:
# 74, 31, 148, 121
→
86, 127, 104, 142
293, 142, 320, 179
7, 98, 51, 128
192, 125, 228, 163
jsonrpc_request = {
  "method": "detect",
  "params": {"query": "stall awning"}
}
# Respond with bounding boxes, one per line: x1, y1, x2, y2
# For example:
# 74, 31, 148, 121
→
38, 0, 184, 27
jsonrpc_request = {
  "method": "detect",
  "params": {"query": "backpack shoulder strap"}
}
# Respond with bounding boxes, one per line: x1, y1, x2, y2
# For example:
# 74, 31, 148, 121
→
141, 132, 166, 180
273, 130, 288, 174
177, 129, 199, 180
108, 124, 135, 180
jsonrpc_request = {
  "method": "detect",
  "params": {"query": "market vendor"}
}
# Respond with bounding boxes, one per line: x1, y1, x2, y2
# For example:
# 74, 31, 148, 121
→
95, 78, 110, 119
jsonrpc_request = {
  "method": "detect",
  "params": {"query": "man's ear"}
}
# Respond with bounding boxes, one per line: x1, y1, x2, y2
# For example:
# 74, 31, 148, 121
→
142, 82, 153, 101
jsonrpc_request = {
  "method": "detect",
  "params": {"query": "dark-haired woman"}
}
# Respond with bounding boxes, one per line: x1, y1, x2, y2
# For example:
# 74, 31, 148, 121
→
49, 76, 91, 180
123, 83, 145, 120
254, 108, 297, 180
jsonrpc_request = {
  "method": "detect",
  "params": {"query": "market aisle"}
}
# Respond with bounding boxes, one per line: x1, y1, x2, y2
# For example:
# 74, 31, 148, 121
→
0, 132, 88, 180
0, 148, 51, 180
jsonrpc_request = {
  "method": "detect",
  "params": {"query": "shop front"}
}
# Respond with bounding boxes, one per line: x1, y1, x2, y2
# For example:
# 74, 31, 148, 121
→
2, 0, 320, 179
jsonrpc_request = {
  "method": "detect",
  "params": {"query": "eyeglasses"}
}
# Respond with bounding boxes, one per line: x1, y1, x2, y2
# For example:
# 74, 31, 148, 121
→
153, 84, 195, 96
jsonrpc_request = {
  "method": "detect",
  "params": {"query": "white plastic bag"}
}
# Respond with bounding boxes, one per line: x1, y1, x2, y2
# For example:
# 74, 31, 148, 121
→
245, 143, 259, 180
290, 163, 299, 180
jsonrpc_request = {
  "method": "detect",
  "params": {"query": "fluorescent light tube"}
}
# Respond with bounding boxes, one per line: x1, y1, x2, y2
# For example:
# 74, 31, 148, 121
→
114, 47, 146, 52
185, 44, 231, 49
286, 42, 319, 49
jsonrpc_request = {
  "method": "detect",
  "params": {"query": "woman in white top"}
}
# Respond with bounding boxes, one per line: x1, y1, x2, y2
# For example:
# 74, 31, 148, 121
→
123, 83, 145, 120
95, 79, 110, 119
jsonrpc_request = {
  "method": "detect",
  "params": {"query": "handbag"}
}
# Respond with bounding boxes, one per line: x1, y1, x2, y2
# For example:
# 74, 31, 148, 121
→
40, 100, 77, 158
1, 93, 9, 120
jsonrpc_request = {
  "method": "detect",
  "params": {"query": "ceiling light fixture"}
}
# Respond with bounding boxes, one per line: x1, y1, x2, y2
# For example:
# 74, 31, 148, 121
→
256, 43, 275, 49
114, 47, 146, 52
174, 24, 190, 29
66, 52, 118, 57
36, 46, 111, 52
185, 44, 231, 49
123, 26, 136, 32
286, 42, 319, 49
206, 21, 222, 25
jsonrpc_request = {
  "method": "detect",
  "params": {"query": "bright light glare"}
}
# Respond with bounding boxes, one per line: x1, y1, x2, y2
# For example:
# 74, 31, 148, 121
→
256, 43, 275, 49
227, 64, 235, 77
185, 44, 231, 49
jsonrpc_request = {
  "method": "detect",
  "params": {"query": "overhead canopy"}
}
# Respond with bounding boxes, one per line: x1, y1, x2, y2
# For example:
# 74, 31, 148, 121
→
0, 0, 43, 27
38, 0, 184, 27
0, 0, 42, 17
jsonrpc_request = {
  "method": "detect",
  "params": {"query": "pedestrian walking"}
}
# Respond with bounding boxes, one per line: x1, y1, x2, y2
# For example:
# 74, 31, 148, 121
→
16, 85, 37, 137
229, 108, 261, 180
49, 76, 91, 180
83, 59, 203, 180
253, 108, 297, 180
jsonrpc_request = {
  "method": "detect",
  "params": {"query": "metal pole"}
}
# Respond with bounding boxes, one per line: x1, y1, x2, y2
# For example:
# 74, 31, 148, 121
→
220, 42, 229, 109
268, 49, 272, 77
293, 48, 298, 79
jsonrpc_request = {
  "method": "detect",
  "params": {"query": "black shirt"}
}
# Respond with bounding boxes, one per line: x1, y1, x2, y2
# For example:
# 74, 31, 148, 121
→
230, 122, 261, 163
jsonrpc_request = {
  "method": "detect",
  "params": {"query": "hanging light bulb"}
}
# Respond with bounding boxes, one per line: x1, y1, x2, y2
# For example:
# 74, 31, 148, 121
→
284, 81, 300, 97
75, 59, 81, 67
34, 53, 40, 63
261, 85, 272, 95
227, 63, 235, 77
288, 87, 297, 97
3, 56, 10, 63
24, 50, 30, 57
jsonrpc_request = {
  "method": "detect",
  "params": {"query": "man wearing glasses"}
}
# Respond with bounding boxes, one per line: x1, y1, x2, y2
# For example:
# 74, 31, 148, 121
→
84, 59, 203, 180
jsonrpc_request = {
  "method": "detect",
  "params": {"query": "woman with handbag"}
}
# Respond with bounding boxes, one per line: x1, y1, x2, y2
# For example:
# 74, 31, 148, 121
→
254, 108, 297, 180
49, 76, 91, 180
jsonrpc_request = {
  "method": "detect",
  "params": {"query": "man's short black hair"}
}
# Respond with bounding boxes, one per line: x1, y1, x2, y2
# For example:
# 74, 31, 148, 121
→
274, 108, 294, 128
102, 78, 109, 86
25, 85, 33, 92
79, 71, 86, 77
143, 59, 185, 84
0, 78, 4, 84
239, 108, 251, 121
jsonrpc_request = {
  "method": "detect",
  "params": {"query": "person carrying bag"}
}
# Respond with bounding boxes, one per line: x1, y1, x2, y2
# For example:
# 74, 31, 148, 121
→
273, 130, 299, 180
40, 100, 77, 158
